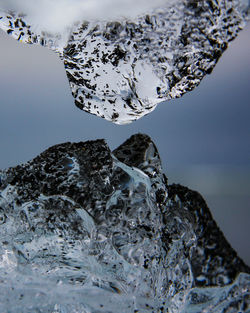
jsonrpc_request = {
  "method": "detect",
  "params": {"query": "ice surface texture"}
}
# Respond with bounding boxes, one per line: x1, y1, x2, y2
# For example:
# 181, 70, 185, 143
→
0, 134, 249, 312
0, 0, 249, 124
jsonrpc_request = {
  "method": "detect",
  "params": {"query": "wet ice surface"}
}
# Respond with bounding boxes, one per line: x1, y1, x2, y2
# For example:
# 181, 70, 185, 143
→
0, 0, 249, 124
0, 134, 249, 312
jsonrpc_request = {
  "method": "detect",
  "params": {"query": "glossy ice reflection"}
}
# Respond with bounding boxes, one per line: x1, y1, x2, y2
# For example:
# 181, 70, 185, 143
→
0, 134, 249, 312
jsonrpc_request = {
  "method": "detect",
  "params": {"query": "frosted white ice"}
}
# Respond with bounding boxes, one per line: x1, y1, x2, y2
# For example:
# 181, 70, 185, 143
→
0, 0, 171, 32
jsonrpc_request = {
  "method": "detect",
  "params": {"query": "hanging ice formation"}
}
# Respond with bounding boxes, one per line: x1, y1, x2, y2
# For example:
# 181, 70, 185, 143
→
0, 0, 249, 123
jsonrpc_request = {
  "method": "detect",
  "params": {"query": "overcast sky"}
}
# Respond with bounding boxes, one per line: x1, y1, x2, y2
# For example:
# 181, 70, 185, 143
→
0, 17, 249, 264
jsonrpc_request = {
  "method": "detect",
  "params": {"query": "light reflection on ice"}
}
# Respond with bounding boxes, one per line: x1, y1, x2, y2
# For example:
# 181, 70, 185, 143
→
0, 134, 249, 312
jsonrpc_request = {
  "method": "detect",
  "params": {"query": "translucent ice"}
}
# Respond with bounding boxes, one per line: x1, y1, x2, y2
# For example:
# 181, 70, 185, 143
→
0, 1, 249, 124
0, 134, 249, 312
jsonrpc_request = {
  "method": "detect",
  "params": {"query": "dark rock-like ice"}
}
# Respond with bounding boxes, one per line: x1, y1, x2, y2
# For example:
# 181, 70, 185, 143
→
0, 134, 249, 312
0, 0, 249, 123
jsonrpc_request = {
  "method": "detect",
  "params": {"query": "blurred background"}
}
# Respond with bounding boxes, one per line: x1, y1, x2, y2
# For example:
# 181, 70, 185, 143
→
0, 23, 249, 264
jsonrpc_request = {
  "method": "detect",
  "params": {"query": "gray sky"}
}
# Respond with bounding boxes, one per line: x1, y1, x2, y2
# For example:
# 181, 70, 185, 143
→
0, 23, 249, 264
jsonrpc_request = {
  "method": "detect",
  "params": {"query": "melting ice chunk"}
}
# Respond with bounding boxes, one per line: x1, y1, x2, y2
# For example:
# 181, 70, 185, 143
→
0, 2, 249, 124
0, 134, 249, 312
